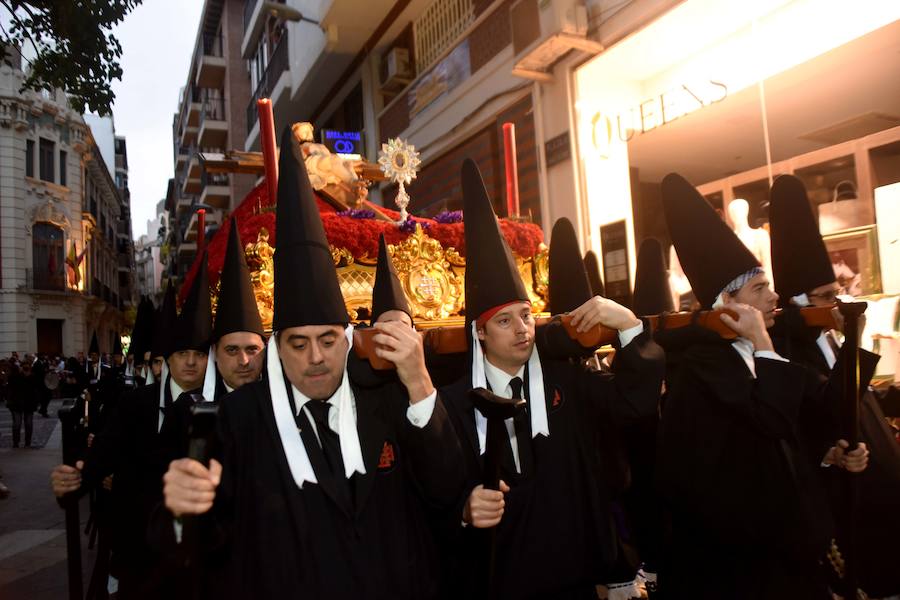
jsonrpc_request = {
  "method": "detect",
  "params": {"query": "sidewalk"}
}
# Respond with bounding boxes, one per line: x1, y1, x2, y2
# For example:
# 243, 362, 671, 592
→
0, 399, 94, 599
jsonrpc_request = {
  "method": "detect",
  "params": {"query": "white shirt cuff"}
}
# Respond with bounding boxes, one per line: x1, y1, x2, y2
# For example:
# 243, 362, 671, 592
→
753, 350, 788, 362
406, 390, 437, 428
617, 322, 644, 348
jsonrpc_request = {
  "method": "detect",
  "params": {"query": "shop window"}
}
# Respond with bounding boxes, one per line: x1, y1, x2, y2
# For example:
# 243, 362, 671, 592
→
32, 223, 65, 291
732, 179, 772, 229
794, 156, 859, 234
25, 139, 34, 177
39, 138, 55, 182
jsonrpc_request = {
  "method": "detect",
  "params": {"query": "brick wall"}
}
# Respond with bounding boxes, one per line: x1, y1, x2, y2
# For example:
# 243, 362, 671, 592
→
468, 0, 513, 73
379, 91, 411, 142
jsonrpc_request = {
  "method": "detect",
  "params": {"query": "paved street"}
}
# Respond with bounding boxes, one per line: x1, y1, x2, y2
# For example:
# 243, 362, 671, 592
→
0, 398, 94, 599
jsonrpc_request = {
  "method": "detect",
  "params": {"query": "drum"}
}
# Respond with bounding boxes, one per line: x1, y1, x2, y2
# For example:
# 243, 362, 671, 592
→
44, 371, 60, 390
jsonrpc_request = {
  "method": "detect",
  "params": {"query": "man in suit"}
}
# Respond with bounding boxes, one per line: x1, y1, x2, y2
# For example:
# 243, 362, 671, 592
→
768, 174, 896, 598
439, 160, 664, 600
656, 173, 836, 599
198, 219, 266, 402
51, 272, 210, 599
159, 128, 464, 599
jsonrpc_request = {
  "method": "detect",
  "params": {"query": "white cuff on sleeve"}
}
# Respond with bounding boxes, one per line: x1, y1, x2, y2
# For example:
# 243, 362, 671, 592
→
617, 322, 644, 348
753, 350, 788, 363
406, 390, 437, 428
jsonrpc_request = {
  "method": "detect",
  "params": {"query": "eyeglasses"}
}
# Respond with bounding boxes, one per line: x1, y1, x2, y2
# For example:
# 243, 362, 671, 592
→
808, 289, 839, 303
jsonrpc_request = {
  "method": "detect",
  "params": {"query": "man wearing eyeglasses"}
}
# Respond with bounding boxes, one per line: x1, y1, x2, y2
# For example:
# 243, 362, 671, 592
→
769, 175, 900, 599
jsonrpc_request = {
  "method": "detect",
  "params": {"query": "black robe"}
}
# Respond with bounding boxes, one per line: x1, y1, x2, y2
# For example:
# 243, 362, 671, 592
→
656, 326, 833, 600
440, 327, 665, 599
154, 366, 465, 600
771, 311, 900, 597
82, 376, 187, 599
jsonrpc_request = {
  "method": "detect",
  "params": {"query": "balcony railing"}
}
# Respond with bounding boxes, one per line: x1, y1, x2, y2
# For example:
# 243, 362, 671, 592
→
247, 31, 289, 133
202, 171, 230, 187
201, 96, 226, 126
25, 268, 66, 292
202, 32, 224, 57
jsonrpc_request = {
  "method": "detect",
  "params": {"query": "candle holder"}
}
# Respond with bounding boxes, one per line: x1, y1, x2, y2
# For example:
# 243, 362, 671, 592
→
378, 138, 420, 223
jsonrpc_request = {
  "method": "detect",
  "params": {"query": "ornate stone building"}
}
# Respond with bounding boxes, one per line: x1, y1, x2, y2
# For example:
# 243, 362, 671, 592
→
0, 47, 127, 356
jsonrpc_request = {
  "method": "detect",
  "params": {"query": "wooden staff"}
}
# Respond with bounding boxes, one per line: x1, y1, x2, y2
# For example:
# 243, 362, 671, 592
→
836, 299, 867, 599
58, 401, 84, 600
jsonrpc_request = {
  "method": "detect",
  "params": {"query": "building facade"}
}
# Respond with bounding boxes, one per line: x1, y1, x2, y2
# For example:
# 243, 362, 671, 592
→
245, 0, 899, 307
169, 0, 256, 283
134, 197, 169, 304
114, 135, 138, 314
0, 47, 129, 356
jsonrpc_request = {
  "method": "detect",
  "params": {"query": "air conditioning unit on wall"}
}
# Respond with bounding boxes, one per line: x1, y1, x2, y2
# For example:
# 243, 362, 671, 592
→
380, 47, 414, 93
510, 0, 602, 82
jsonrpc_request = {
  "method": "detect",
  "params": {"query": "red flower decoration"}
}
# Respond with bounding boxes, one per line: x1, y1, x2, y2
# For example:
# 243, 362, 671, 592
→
179, 182, 543, 304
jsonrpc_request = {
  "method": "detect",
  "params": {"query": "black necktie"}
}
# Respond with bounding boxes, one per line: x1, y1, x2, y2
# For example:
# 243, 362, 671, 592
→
509, 377, 533, 477
305, 401, 347, 482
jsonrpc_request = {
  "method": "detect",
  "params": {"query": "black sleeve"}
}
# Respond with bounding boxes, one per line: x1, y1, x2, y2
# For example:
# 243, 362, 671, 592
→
684, 345, 805, 440
81, 391, 134, 487
583, 328, 666, 427
384, 384, 466, 511
146, 396, 234, 564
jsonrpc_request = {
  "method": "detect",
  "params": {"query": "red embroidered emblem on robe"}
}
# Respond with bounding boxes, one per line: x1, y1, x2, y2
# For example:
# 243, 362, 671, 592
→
378, 441, 396, 470
552, 389, 562, 407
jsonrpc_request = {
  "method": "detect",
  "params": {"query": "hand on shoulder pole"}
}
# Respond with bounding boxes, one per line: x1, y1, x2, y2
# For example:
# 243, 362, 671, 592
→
719, 301, 774, 352
568, 296, 641, 333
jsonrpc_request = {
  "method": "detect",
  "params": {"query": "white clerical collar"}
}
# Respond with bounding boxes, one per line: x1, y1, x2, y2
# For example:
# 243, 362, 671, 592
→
266, 326, 365, 489
470, 321, 549, 455
169, 377, 185, 401
731, 337, 757, 378
483, 359, 525, 397
224, 382, 234, 394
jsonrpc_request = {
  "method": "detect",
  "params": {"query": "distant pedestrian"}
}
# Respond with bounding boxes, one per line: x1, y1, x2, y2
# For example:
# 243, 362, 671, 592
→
7, 362, 39, 447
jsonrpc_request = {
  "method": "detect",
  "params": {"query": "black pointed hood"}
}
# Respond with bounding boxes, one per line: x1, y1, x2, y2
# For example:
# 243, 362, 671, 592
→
632, 238, 674, 316
462, 159, 529, 324
273, 126, 348, 330
370, 234, 411, 324
151, 283, 178, 358
583, 250, 605, 297
129, 297, 151, 359
213, 219, 265, 341
548, 217, 593, 314
172, 251, 213, 354
89, 331, 100, 355
112, 335, 123, 357
662, 173, 760, 308
769, 174, 835, 303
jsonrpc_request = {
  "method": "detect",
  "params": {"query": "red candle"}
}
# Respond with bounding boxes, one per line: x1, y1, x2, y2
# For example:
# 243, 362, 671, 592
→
197, 208, 206, 252
502, 122, 519, 218
257, 99, 279, 207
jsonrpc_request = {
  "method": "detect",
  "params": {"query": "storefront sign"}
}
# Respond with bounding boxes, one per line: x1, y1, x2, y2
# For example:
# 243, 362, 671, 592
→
321, 130, 364, 156
590, 80, 727, 156
600, 220, 631, 307
544, 131, 571, 168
